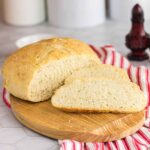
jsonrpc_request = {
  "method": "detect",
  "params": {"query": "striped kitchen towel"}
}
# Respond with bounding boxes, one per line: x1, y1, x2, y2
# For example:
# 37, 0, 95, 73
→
3, 45, 150, 150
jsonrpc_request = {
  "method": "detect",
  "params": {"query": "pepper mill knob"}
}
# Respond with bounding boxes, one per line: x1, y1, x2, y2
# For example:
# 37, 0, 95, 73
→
126, 4, 150, 61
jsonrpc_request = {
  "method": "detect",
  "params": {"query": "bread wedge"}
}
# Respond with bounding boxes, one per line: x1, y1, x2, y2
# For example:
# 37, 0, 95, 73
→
2, 38, 100, 102
65, 64, 130, 83
52, 79, 146, 113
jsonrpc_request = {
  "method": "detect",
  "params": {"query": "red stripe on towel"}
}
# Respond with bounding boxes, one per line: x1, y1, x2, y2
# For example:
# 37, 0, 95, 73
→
3, 88, 11, 108
120, 56, 124, 68
122, 139, 130, 150
101, 47, 107, 64
127, 64, 132, 80
72, 140, 76, 150
138, 130, 150, 144
89, 45, 101, 58
146, 70, 150, 106
136, 67, 142, 90
111, 50, 115, 65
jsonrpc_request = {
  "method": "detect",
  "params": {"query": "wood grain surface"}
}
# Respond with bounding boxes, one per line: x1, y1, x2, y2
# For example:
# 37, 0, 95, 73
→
10, 95, 145, 142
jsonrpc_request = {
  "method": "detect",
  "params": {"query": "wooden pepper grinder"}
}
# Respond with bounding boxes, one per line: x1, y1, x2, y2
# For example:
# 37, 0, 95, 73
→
126, 4, 150, 61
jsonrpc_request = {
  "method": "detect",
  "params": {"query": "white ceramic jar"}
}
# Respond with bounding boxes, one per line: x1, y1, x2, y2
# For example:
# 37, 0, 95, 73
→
3, 0, 46, 26
109, 0, 150, 21
47, 0, 106, 28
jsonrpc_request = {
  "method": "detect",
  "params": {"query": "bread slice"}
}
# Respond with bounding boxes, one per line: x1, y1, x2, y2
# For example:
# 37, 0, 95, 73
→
2, 38, 100, 102
65, 64, 130, 83
51, 79, 146, 113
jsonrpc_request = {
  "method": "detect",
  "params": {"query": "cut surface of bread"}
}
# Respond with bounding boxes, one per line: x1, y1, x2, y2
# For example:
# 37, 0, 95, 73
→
28, 56, 98, 101
65, 64, 130, 83
52, 79, 147, 113
2, 38, 100, 102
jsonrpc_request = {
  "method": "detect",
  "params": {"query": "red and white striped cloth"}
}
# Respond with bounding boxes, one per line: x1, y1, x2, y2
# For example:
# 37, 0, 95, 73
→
2, 45, 150, 150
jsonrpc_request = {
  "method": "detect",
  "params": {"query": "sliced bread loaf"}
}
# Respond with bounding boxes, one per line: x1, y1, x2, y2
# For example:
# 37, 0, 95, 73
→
65, 64, 130, 83
51, 79, 146, 113
2, 38, 100, 102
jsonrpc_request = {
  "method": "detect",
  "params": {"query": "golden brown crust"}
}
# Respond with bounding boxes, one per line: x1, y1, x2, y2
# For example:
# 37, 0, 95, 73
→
2, 38, 99, 100
52, 105, 146, 114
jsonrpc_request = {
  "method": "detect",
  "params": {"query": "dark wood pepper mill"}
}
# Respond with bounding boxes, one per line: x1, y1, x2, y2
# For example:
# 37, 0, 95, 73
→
126, 4, 150, 61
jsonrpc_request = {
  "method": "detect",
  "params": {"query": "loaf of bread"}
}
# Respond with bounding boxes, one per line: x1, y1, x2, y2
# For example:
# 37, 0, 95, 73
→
2, 38, 100, 102
52, 78, 146, 113
65, 64, 130, 83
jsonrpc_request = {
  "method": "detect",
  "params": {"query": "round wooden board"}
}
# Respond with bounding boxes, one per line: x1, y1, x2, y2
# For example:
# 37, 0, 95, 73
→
10, 95, 145, 142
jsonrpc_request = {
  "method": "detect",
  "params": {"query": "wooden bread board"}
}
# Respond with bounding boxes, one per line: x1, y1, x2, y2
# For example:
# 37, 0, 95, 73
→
10, 95, 145, 142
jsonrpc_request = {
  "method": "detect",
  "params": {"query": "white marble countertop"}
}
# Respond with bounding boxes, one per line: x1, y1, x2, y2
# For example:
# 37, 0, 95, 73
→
0, 20, 150, 150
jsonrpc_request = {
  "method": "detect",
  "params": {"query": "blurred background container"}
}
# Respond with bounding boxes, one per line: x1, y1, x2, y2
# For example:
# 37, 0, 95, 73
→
47, 0, 106, 28
108, 0, 150, 22
3, 0, 46, 26
1, 0, 150, 28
